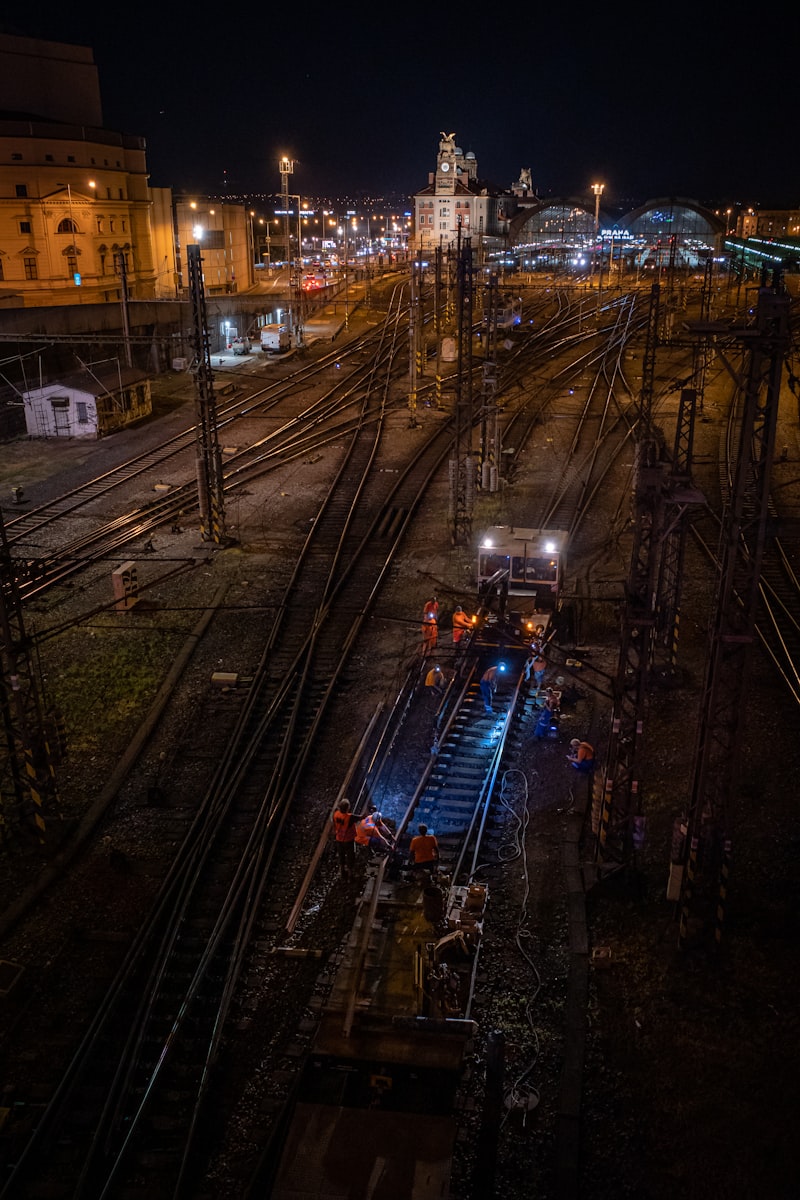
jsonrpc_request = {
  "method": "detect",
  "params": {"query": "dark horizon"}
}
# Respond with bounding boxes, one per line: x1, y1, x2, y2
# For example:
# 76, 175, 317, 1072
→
4, 12, 799, 212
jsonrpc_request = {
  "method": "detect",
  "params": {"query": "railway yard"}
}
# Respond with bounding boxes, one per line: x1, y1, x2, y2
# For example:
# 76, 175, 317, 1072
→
0, 274, 799, 1199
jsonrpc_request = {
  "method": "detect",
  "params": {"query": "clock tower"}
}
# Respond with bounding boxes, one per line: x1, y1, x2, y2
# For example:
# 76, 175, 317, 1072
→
436, 131, 458, 194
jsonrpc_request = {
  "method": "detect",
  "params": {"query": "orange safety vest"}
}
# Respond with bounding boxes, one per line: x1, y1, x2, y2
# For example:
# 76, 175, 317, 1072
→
452, 611, 472, 641
332, 809, 357, 842
409, 833, 439, 864
355, 814, 379, 845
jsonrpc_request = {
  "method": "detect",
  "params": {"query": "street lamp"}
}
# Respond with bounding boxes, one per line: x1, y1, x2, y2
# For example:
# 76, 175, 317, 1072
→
591, 182, 604, 236
591, 182, 604, 290
57, 181, 83, 299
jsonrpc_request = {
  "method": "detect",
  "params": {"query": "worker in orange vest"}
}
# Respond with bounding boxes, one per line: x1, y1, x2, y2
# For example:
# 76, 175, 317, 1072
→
567, 739, 594, 772
421, 597, 438, 656
331, 799, 358, 879
451, 605, 474, 646
425, 664, 446, 696
355, 808, 393, 856
409, 823, 439, 878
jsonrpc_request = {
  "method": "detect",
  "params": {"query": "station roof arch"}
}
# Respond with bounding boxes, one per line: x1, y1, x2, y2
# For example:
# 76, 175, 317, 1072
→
508, 196, 725, 251
618, 198, 725, 243
508, 199, 598, 247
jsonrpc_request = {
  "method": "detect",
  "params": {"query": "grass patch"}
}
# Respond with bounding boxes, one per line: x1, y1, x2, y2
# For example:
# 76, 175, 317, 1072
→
44, 621, 186, 756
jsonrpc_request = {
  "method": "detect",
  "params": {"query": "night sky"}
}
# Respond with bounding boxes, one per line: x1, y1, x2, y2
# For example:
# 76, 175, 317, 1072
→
5, 8, 799, 210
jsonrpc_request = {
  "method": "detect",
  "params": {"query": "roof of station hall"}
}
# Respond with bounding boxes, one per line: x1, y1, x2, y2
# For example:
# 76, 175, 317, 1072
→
508, 197, 726, 240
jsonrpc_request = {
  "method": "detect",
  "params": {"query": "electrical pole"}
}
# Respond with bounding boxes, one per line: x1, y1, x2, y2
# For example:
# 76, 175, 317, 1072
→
114, 249, 133, 368
479, 270, 500, 491
596, 284, 665, 870
677, 270, 790, 951
0, 510, 61, 843
448, 230, 475, 546
187, 243, 226, 544
408, 256, 422, 427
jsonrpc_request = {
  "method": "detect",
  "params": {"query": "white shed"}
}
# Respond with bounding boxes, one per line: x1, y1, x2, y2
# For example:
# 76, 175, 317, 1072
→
23, 365, 152, 439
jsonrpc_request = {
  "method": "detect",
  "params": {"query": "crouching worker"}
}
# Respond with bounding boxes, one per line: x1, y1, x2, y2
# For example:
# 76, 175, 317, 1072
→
355, 807, 394, 857
408, 823, 439, 880
567, 738, 594, 772
425, 664, 447, 697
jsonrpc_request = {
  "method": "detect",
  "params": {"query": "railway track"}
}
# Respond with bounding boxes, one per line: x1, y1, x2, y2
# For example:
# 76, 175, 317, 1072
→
249, 619, 544, 1198
0, 281, 745, 1198
0, 283, 467, 1199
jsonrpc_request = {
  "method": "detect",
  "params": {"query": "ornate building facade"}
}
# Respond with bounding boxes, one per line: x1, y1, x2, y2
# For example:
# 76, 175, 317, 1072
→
0, 33, 164, 306
412, 132, 516, 256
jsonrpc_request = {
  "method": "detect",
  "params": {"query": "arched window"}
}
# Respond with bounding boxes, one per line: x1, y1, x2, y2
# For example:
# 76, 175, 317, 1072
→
57, 217, 78, 234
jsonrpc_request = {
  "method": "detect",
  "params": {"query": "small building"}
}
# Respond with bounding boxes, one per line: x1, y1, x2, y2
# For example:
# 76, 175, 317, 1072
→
23, 364, 151, 438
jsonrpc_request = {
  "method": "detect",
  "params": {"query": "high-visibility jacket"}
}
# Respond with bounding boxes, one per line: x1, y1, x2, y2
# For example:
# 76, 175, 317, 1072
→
355, 814, 378, 845
409, 833, 439, 865
332, 809, 357, 842
452, 610, 473, 643
421, 619, 438, 646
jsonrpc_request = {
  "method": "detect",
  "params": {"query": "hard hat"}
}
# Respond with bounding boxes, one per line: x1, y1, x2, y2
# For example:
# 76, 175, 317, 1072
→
570, 739, 580, 748
455, 605, 463, 612
339, 799, 350, 810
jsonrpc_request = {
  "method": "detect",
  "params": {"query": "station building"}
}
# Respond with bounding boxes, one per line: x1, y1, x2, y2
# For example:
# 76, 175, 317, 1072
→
412, 134, 729, 276
0, 33, 170, 306
412, 132, 515, 259
0, 33, 257, 309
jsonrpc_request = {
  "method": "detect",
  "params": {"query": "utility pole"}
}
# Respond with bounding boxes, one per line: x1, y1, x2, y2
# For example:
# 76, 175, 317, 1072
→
677, 270, 790, 951
652, 384, 704, 683
114, 249, 133, 368
408, 256, 424, 427
653, 266, 714, 679
479, 270, 500, 491
187, 244, 226, 544
0, 510, 61, 843
596, 284, 665, 871
433, 245, 444, 410
448, 230, 475, 546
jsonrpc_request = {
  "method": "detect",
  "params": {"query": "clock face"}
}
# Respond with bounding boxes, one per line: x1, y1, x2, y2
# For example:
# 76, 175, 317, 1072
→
440, 161, 450, 172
